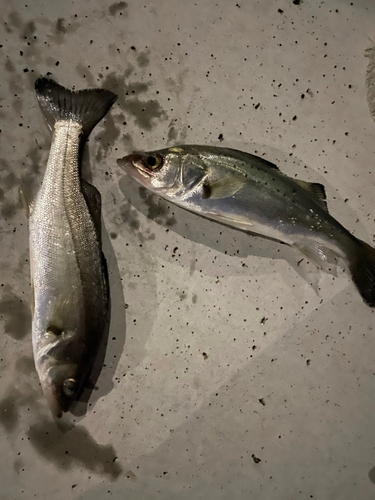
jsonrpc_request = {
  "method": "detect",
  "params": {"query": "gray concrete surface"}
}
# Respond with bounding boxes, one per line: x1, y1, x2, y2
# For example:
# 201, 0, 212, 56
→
1, 0, 375, 498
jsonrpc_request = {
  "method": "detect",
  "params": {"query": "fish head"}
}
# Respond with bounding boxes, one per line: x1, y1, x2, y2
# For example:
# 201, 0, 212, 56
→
36, 336, 89, 418
117, 146, 208, 199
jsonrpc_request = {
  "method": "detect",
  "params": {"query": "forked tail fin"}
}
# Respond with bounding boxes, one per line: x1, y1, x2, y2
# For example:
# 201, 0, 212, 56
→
34, 78, 117, 136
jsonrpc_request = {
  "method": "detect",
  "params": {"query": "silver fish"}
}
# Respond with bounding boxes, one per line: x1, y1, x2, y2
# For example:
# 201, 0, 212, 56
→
118, 145, 375, 307
28, 78, 117, 417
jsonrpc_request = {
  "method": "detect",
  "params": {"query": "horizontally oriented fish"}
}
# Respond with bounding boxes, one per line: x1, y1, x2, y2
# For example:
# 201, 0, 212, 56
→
118, 145, 375, 307
28, 78, 117, 417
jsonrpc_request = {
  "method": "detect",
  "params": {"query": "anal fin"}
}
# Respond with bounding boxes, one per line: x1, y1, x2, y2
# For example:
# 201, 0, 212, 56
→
294, 241, 339, 272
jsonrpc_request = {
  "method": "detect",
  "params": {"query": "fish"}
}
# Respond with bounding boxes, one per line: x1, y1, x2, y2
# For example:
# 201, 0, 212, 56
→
27, 78, 117, 417
117, 145, 375, 307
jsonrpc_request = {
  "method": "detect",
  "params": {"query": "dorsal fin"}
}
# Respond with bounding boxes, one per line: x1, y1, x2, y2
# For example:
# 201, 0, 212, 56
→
294, 179, 328, 212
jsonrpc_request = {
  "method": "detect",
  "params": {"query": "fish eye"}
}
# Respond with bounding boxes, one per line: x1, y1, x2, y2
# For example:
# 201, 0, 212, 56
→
63, 378, 77, 397
145, 154, 163, 169
146, 156, 156, 167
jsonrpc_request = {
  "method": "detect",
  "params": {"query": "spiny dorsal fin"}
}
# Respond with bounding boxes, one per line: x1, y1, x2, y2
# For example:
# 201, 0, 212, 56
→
202, 176, 244, 199
294, 179, 328, 212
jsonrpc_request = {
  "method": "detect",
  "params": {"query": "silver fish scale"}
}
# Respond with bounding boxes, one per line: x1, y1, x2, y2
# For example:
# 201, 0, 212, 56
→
30, 121, 106, 361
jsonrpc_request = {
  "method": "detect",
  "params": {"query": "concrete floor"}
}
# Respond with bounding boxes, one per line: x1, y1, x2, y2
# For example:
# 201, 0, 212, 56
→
1, 0, 375, 498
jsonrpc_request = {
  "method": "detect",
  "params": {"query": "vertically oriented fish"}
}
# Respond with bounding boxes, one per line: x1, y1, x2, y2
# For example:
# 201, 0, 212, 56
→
118, 145, 375, 307
29, 78, 117, 417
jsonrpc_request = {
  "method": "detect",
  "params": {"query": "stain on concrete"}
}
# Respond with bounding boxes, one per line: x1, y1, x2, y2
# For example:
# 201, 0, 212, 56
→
0, 292, 31, 340
75, 63, 96, 87
108, 1, 128, 16
101, 71, 168, 130
125, 469, 136, 481
5, 59, 15, 73
49, 17, 81, 44
21, 20, 36, 40
165, 69, 189, 96
15, 356, 35, 375
138, 187, 176, 226
119, 201, 141, 232
101, 71, 149, 102
8, 12, 23, 30
121, 133, 135, 152
0, 163, 23, 219
28, 420, 122, 480
137, 50, 150, 68
0, 390, 20, 432
122, 98, 168, 130
167, 125, 178, 143
13, 458, 24, 473
95, 113, 121, 161
369, 466, 375, 484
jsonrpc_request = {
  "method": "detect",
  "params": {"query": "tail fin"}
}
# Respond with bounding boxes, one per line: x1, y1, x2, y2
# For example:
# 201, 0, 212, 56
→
34, 78, 117, 136
349, 240, 375, 307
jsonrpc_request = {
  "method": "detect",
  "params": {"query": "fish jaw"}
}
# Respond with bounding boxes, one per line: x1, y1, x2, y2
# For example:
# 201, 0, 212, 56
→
37, 359, 82, 418
117, 154, 156, 186
34, 332, 87, 418
41, 379, 64, 419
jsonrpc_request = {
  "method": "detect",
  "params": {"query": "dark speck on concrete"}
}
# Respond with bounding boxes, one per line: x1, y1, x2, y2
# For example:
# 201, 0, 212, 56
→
293, 0, 301, 4
252, 454, 261, 464
28, 420, 122, 479
259, 398, 266, 406
218, 133, 224, 142
108, 1, 128, 16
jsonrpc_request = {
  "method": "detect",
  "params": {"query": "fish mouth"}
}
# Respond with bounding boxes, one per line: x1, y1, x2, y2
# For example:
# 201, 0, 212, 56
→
117, 153, 154, 181
42, 383, 65, 418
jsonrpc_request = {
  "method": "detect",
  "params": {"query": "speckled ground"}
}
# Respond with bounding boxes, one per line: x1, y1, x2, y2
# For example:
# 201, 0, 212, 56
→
1, 0, 375, 499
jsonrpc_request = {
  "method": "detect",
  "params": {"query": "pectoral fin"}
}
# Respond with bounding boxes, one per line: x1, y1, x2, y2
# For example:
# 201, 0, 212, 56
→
19, 183, 35, 217
294, 241, 339, 272
202, 177, 244, 200
206, 211, 253, 231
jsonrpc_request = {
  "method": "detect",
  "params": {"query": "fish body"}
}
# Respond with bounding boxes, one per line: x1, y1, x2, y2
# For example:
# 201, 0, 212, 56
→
30, 78, 117, 417
118, 145, 375, 307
